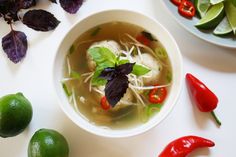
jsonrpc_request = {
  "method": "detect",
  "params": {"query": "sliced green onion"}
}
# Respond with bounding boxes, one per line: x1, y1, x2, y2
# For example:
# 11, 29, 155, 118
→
146, 104, 162, 117
155, 47, 168, 60
132, 47, 138, 55
91, 27, 101, 36
62, 83, 72, 97
70, 70, 81, 79
166, 70, 172, 83
143, 90, 150, 96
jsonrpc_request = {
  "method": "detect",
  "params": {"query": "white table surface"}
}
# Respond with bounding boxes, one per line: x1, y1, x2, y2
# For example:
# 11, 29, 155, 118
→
1, 0, 236, 156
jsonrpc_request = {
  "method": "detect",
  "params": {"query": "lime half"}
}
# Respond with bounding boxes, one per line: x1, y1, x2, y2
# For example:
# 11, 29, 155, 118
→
195, 2, 225, 29
225, 1, 236, 34
210, 0, 224, 5
214, 17, 233, 35
195, 0, 211, 18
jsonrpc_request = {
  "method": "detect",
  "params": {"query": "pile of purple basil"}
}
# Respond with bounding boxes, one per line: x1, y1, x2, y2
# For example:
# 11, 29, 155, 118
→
0, 0, 84, 63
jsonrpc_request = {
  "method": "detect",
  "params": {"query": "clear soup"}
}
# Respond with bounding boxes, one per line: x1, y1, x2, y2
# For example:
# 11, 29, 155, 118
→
62, 22, 172, 129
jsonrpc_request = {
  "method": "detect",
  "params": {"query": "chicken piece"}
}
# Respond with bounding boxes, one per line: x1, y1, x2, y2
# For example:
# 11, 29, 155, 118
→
87, 40, 121, 71
133, 53, 161, 85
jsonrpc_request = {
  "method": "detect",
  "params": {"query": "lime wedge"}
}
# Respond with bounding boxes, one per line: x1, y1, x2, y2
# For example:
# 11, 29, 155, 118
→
213, 17, 233, 35
195, 2, 224, 29
195, 0, 211, 18
225, 1, 236, 34
231, 0, 236, 7
210, 0, 224, 5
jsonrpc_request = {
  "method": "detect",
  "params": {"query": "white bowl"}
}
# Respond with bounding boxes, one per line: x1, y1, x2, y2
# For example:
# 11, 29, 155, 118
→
53, 9, 183, 138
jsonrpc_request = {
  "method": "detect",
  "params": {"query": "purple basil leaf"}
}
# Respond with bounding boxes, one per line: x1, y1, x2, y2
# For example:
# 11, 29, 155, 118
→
59, 0, 84, 14
105, 75, 129, 107
19, 0, 37, 9
0, 0, 12, 15
99, 63, 135, 80
100, 63, 135, 107
141, 31, 157, 41
116, 63, 135, 75
0, 0, 20, 23
23, 9, 60, 31
2, 30, 28, 63
99, 67, 116, 81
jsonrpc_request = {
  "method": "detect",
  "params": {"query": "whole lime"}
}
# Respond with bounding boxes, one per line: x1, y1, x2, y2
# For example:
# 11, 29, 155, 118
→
28, 129, 69, 157
0, 93, 33, 138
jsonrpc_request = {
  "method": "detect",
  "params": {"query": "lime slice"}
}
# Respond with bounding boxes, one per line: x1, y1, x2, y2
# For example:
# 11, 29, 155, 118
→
195, 2, 225, 29
213, 17, 233, 35
231, 0, 236, 7
195, 0, 211, 18
210, 0, 224, 5
225, 1, 236, 34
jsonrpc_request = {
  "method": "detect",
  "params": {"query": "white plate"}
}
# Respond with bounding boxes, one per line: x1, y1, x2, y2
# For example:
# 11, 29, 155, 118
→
162, 0, 236, 49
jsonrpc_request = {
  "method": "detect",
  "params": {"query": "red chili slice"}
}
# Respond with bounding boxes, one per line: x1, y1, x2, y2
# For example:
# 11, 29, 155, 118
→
136, 35, 151, 46
171, 0, 185, 6
178, 1, 196, 18
149, 85, 167, 104
100, 96, 111, 110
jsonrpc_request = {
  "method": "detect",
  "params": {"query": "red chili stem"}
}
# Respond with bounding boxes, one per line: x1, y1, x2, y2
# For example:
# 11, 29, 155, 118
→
211, 111, 222, 126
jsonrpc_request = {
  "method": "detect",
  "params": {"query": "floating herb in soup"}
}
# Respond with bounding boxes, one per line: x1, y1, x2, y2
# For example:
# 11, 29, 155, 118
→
61, 22, 172, 129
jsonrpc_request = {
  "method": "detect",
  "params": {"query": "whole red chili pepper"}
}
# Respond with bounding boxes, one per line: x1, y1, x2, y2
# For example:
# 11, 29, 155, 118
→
159, 136, 215, 157
186, 73, 221, 126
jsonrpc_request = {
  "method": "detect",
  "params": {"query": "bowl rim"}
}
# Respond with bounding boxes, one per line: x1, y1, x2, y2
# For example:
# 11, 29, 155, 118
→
52, 9, 184, 138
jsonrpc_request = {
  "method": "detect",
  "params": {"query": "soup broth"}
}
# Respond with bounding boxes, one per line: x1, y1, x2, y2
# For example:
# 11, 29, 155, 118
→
63, 22, 172, 129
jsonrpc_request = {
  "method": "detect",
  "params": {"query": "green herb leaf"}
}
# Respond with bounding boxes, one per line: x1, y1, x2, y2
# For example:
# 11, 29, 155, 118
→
62, 83, 71, 97
70, 70, 80, 79
155, 47, 167, 60
118, 59, 129, 65
97, 61, 115, 70
90, 27, 101, 36
88, 47, 117, 86
118, 60, 150, 76
91, 69, 107, 86
88, 47, 116, 64
91, 61, 115, 86
132, 64, 150, 76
